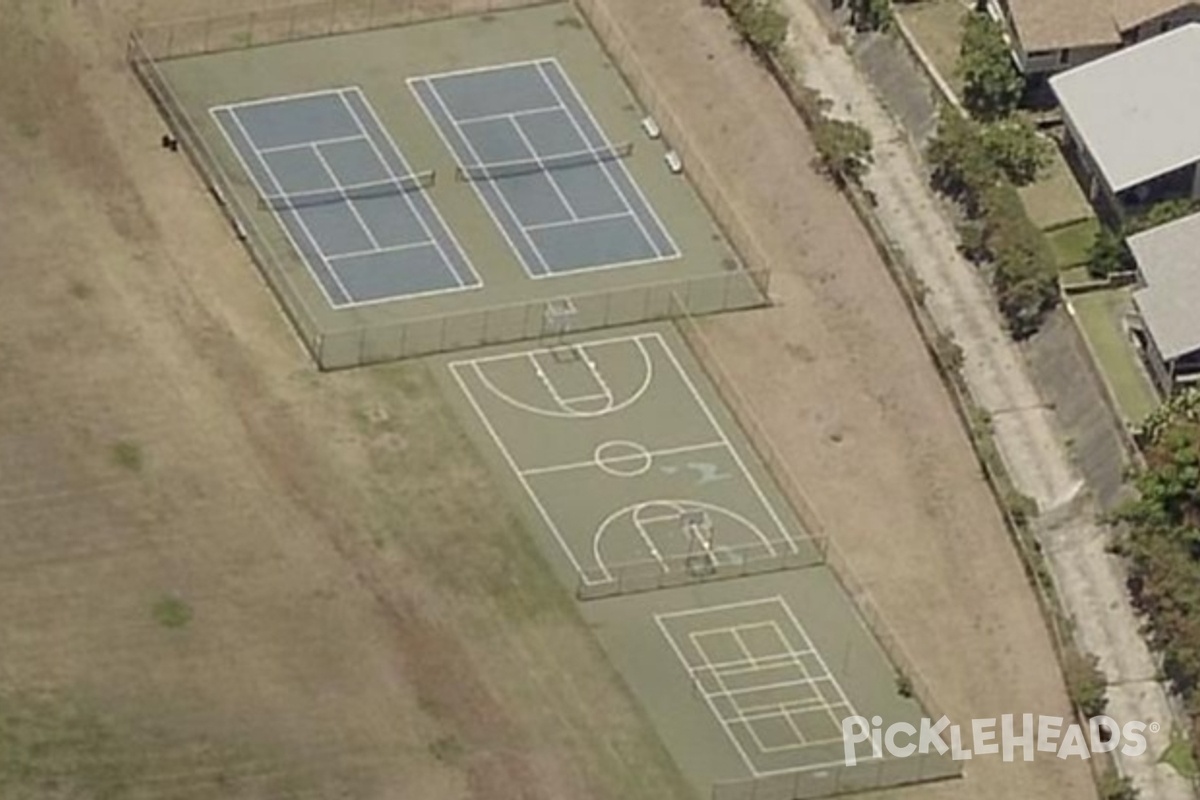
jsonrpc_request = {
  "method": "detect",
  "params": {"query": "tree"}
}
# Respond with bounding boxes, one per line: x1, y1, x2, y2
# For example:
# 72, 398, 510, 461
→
959, 13, 1024, 120
982, 183, 1059, 337
926, 106, 998, 214
978, 116, 1053, 186
1087, 226, 1133, 279
849, 0, 892, 31
1115, 397, 1200, 713
812, 117, 873, 185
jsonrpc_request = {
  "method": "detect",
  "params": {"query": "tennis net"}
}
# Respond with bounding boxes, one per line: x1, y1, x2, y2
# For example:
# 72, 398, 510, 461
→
258, 170, 435, 211
455, 143, 633, 182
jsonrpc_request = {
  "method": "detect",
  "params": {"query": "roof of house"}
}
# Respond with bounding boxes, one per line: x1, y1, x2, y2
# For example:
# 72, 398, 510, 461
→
1006, 0, 1199, 52
1130, 211, 1200, 360
1005, 0, 1121, 51
1114, 0, 1199, 30
1049, 23, 1200, 192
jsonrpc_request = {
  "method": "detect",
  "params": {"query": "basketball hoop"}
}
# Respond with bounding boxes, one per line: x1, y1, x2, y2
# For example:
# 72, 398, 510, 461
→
542, 297, 579, 362
682, 509, 718, 577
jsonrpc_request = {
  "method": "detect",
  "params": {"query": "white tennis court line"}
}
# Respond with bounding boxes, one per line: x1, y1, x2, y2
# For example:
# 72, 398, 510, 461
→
691, 649, 817, 676
520, 58, 681, 278
213, 106, 354, 308
508, 116, 581, 221
257, 133, 367, 154
528, 352, 605, 411
524, 210, 634, 232
449, 358, 588, 581
335, 89, 468, 291
455, 105, 564, 125
519, 441, 724, 477
532, 60, 659, 255
659, 342, 799, 554
449, 334, 661, 583
212, 87, 480, 310
310, 143, 382, 251
449, 332, 798, 585
411, 59, 678, 278
410, 56, 553, 83
327, 241, 438, 262
210, 86, 360, 113
409, 76, 554, 277
656, 596, 876, 776
539, 58, 682, 261
345, 87, 483, 292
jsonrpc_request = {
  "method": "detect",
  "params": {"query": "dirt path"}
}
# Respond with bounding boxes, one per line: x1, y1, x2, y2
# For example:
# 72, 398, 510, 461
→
778, 2, 1190, 797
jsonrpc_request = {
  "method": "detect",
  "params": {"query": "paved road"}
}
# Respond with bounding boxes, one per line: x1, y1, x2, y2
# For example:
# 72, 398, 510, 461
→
779, 3, 1193, 798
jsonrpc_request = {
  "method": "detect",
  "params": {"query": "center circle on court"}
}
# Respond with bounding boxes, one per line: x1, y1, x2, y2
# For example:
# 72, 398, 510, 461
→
594, 440, 653, 478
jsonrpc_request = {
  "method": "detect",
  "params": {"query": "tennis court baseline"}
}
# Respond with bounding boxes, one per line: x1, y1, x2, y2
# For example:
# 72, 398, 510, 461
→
211, 87, 479, 308
410, 59, 679, 278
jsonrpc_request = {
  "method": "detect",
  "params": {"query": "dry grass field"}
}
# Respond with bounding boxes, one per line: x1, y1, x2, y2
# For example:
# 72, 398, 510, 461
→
0, 0, 1094, 799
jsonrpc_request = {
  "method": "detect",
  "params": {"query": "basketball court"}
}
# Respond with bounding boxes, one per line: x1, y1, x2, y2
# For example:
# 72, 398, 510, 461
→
448, 328, 825, 591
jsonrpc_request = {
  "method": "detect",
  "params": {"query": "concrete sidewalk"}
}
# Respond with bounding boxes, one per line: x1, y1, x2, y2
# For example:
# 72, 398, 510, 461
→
778, 2, 1192, 797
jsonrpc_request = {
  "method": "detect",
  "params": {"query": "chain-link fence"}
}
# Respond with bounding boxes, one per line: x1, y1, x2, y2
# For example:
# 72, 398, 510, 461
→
710, 750, 959, 800
133, 0, 561, 59
129, 30, 328, 365
572, 0, 772, 299
129, 0, 776, 369
576, 538, 828, 600
315, 269, 769, 367
666, 302, 964, 799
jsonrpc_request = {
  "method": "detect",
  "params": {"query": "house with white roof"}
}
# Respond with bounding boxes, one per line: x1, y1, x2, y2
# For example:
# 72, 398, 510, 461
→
1049, 24, 1200, 219
1128, 211, 1200, 392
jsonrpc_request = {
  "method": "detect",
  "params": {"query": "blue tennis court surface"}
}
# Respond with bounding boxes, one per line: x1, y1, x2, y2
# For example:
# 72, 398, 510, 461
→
409, 59, 680, 278
211, 87, 479, 308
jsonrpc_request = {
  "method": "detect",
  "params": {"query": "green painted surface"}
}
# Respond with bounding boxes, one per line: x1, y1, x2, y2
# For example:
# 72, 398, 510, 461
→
1071, 289, 1159, 425
437, 323, 959, 797
157, 4, 752, 362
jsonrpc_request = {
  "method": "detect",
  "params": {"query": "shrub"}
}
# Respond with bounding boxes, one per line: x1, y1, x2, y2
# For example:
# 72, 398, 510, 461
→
980, 183, 1059, 337
849, 0, 892, 31
1127, 198, 1200, 235
1087, 226, 1133, 279
812, 117, 874, 185
1064, 648, 1109, 718
723, 0, 790, 56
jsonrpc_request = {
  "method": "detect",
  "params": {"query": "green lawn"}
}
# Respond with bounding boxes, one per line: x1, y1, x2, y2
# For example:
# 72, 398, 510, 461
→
1019, 149, 1096, 231
1046, 218, 1099, 270
1060, 265, 1094, 288
1160, 726, 1199, 780
896, 0, 967, 97
1070, 289, 1160, 425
